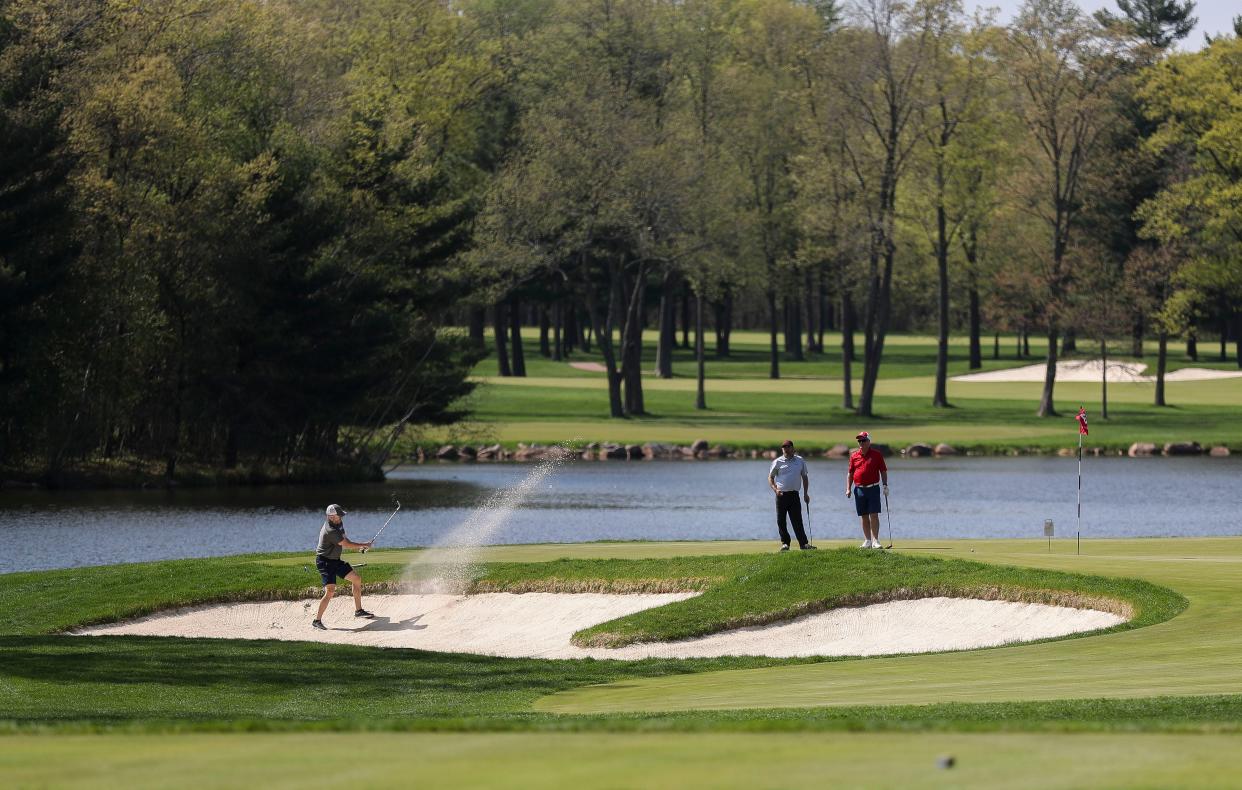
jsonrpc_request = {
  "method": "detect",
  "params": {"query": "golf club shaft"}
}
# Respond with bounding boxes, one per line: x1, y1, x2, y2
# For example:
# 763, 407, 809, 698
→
362, 501, 401, 552
883, 490, 893, 548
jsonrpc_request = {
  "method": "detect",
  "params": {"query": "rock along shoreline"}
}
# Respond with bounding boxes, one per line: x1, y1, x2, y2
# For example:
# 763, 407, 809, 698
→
415, 440, 1232, 463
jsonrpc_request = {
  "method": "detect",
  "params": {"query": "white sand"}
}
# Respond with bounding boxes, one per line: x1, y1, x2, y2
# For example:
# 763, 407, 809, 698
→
568, 361, 607, 372
75, 593, 1124, 659
951, 359, 1242, 383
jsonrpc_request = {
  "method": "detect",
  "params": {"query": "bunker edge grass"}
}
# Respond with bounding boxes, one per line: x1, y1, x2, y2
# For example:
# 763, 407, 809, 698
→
0, 544, 1198, 735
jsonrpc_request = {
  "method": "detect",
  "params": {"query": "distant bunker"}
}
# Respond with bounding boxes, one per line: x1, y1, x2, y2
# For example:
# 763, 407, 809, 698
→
77, 592, 1125, 659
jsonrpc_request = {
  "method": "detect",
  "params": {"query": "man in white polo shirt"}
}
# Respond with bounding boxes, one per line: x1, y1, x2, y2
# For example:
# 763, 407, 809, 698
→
767, 439, 815, 551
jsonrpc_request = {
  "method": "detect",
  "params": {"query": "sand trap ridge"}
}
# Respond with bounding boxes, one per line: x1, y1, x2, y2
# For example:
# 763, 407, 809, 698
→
75, 593, 1124, 659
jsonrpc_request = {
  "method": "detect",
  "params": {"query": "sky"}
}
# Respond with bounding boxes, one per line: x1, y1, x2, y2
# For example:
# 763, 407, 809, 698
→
961, 0, 1237, 50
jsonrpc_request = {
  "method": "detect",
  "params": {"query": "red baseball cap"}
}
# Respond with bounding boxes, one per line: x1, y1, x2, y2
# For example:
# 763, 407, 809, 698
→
855, 431, 871, 441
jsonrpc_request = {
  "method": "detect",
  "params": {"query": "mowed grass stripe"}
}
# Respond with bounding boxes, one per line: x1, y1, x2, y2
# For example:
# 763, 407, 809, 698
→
5, 732, 1242, 789
536, 538, 1242, 714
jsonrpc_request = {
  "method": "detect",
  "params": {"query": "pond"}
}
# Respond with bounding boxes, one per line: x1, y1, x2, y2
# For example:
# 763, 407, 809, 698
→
2, 456, 1239, 573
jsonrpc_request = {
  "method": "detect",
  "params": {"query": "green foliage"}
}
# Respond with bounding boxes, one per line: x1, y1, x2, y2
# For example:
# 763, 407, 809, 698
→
0, 0, 490, 478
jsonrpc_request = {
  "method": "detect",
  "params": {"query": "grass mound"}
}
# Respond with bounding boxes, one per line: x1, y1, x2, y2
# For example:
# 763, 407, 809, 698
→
567, 550, 1179, 648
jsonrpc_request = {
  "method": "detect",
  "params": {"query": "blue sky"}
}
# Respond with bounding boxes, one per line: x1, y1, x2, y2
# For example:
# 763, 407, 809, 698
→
962, 0, 1236, 49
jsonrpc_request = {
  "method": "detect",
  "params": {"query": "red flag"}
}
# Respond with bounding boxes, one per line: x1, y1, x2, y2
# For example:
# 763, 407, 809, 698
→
1076, 407, 1088, 435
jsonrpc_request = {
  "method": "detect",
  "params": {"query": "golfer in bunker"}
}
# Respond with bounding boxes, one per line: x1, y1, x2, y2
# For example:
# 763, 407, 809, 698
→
846, 431, 889, 548
312, 504, 374, 629
768, 439, 815, 551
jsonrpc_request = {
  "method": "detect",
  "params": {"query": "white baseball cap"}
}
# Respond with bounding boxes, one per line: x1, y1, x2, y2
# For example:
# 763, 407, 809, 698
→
325, 504, 347, 516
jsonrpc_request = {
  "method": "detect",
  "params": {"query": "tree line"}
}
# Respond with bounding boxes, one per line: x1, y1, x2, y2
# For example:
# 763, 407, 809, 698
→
2, 0, 1240, 479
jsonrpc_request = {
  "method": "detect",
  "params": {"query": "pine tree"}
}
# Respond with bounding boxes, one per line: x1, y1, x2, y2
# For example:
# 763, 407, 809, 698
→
1096, 0, 1197, 50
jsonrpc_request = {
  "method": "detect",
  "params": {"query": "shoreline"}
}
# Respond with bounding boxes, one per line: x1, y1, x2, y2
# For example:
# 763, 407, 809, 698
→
2, 440, 1233, 492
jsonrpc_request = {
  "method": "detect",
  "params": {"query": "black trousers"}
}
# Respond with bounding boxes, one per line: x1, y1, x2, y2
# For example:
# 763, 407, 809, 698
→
776, 491, 809, 547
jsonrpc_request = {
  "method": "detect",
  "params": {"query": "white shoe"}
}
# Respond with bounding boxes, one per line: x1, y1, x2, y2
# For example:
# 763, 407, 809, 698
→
860, 540, 871, 548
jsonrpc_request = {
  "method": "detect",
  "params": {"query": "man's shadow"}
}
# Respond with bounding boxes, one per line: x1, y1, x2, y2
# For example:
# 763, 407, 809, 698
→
336, 613, 428, 633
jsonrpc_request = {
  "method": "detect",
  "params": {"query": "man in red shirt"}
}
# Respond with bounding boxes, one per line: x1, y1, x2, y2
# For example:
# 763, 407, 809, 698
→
845, 431, 889, 549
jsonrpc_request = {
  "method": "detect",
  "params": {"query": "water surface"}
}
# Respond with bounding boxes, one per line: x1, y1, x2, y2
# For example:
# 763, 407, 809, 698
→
2, 457, 1239, 573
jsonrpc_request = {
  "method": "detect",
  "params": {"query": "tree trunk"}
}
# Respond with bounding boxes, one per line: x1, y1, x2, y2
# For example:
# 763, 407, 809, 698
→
656, 270, 676, 378
1186, 328, 1196, 361
468, 307, 486, 350
858, 243, 895, 418
767, 289, 780, 379
538, 306, 551, 357
1101, 337, 1109, 419
1023, 329, 1030, 358
805, 269, 817, 354
1232, 310, 1242, 367
994, 331, 1000, 360
1220, 312, 1228, 360
1036, 326, 1058, 417
590, 266, 624, 418
842, 292, 855, 362
968, 287, 981, 369
1132, 316, 1144, 357
964, 227, 982, 369
553, 302, 563, 362
695, 290, 706, 410
786, 296, 804, 361
933, 201, 951, 408
509, 298, 526, 377
620, 262, 647, 416
1155, 330, 1168, 406
1235, 311, 1242, 368
680, 283, 691, 349
814, 267, 824, 347
493, 302, 511, 377
563, 304, 577, 354
1061, 329, 1077, 355
715, 289, 732, 357
841, 291, 855, 411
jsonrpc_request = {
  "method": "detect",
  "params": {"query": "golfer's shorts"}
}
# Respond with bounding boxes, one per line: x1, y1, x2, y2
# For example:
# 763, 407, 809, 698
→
854, 485, 882, 516
315, 557, 353, 586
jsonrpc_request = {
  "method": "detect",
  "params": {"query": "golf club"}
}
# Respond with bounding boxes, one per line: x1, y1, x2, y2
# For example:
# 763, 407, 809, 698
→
883, 488, 894, 549
805, 499, 812, 546
361, 500, 401, 553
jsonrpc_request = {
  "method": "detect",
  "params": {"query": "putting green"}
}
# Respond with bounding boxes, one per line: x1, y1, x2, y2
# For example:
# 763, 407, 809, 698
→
4, 732, 1241, 789
536, 538, 1242, 714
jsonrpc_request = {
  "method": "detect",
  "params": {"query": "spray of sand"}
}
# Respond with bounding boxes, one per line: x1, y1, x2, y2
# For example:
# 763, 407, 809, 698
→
401, 443, 578, 594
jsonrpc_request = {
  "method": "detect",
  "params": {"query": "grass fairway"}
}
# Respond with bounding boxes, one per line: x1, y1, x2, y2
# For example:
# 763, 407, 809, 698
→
414, 329, 1242, 452
6, 732, 1242, 789
3, 538, 1242, 787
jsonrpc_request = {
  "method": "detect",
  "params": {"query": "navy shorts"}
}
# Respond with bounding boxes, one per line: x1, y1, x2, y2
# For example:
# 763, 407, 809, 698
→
854, 485, 882, 516
315, 557, 354, 586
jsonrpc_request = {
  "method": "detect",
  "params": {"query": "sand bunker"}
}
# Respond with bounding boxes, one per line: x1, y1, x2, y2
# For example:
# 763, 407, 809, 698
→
952, 359, 1242, 383
75, 593, 1124, 659
568, 361, 608, 373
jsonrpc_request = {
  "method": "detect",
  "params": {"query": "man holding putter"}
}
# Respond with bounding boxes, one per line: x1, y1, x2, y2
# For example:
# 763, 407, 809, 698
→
846, 431, 888, 549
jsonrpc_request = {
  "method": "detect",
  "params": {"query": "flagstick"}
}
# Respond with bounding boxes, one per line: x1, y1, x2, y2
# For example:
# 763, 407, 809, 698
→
1077, 429, 1083, 539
